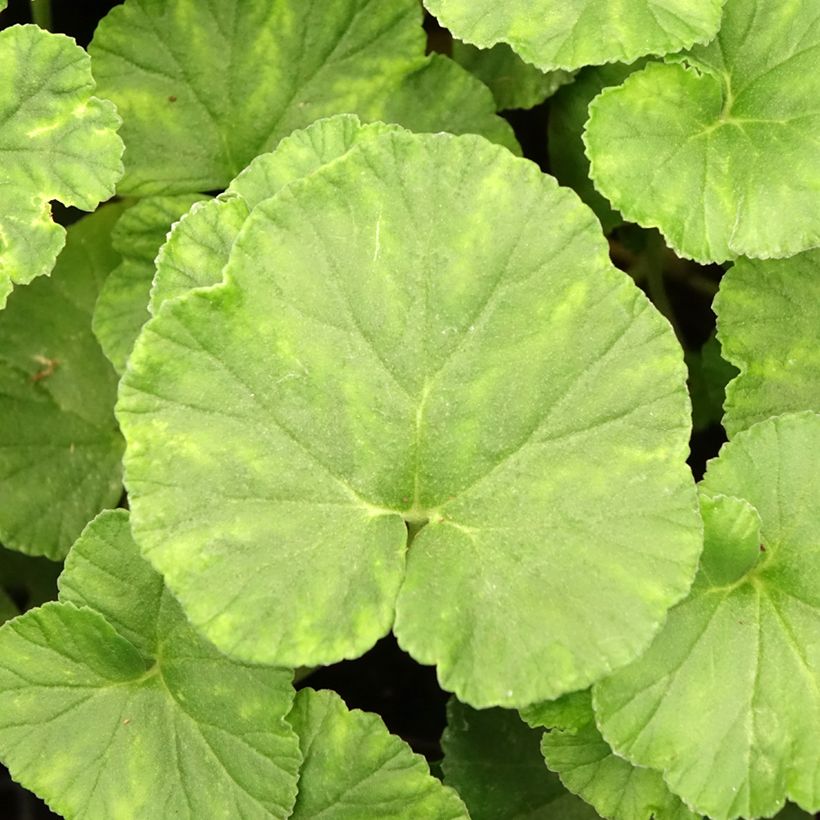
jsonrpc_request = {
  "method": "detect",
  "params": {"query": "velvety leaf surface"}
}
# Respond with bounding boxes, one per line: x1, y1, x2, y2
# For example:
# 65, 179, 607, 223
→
0, 510, 301, 819
423, 0, 724, 71
288, 688, 466, 819
451, 41, 573, 110
89, 0, 515, 195
93, 194, 204, 373
716, 251, 820, 437
441, 699, 600, 819
686, 333, 738, 433
594, 412, 820, 820
537, 691, 698, 820
0, 205, 126, 559
586, 0, 820, 262
0, 25, 123, 306
119, 130, 700, 708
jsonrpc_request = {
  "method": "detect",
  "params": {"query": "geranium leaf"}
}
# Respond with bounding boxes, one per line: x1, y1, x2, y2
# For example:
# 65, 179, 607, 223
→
585, 0, 820, 262
92, 194, 205, 373
594, 412, 820, 820
536, 690, 699, 820
89, 0, 516, 196
716, 251, 820, 437
441, 698, 600, 819
0, 25, 123, 307
686, 333, 738, 433
288, 688, 466, 819
0, 510, 301, 819
118, 130, 701, 708
451, 41, 573, 110
0, 205, 126, 559
423, 0, 724, 72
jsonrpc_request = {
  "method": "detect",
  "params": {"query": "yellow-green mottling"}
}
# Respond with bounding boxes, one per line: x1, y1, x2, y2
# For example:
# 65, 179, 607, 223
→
0, 25, 123, 307
594, 413, 820, 820
586, 0, 820, 263
0, 205, 126, 559
288, 689, 467, 819
118, 130, 701, 708
716, 251, 820, 437
423, 0, 724, 72
89, 0, 516, 196
0, 510, 301, 820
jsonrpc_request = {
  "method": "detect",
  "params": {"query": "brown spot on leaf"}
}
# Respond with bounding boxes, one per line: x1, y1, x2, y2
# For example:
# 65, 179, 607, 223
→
31, 355, 58, 383
168, 95, 177, 102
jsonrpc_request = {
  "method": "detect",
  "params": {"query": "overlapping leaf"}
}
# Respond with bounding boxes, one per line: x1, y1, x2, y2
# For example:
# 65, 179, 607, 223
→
0, 510, 301, 819
89, 0, 516, 195
0, 205, 126, 559
423, 0, 724, 72
119, 129, 700, 708
288, 688, 466, 819
594, 412, 820, 820
716, 251, 820, 437
0, 25, 123, 307
586, 0, 820, 262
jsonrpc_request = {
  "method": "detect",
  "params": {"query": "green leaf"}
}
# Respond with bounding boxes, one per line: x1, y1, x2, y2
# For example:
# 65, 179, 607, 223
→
585, 0, 820, 262
0, 205, 126, 559
0, 510, 301, 819
118, 130, 701, 708
0, 546, 61, 611
441, 698, 600, 819
594, 412, 820, 820
685, 333, 738, 433
0, 589, 16, 625
537, 691, 699, 820
521, 690, 597, 733
716, 251, 820, 437
548, 63, 645, 233
92, 194, 205, 373
423, 0, 725, 72
0, 25, 124, 307
288, 688, 466, 819
89, 0, 516, 195
451, 41, 573, 110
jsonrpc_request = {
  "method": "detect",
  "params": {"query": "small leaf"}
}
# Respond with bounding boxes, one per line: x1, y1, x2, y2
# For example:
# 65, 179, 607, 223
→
0, 546, 61, 611
585, 0, 820, 262
594, 412, 820, 820
0, 205, 126, 559
0, 25, 124, 306
288, 688, 466, 819
685, 333, 738, 433
441, 698, 600, 819
698, 495, 762, 587
716, 251, 820, 437
423, 0, 724, 72
118, 130, 701, 708
0, 510, 301, 819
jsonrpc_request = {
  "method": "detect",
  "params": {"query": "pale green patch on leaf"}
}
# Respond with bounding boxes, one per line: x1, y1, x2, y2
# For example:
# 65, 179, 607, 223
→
0, 205, 126, 559
716, 251, 820, 437
442, 698, 600, 819
423, 0, 724, 72
537, 690, 699, 820
93, 194, 204, 373
288, 688, 466, 819
586, 0, 820, 262
686, 333, 738, 433
594, 412, 820, 820
89, 0, 516, 195
0, 25, 124, 307
119, 130, 701, 708
451, 41, 573, 110
0, 510, 301, 819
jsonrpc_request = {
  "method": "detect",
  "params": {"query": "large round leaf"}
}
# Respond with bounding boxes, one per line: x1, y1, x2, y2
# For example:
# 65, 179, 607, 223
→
585, 0, 820, 263
423, 0, 724, 72
118, 130, 701, 708
594, 412, 820, 820
0, 510, 301, 819
0, 25, 123, 307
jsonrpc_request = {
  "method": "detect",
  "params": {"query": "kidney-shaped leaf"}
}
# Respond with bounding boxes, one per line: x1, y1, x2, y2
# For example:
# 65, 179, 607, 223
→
716, 251, 820, 438
585, 0, 820, 263
0, 510, 301, 820
118, 130, 701, 709
594, 412, 820, 820
423, 0, 724, 72
0, 25, 123, 307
